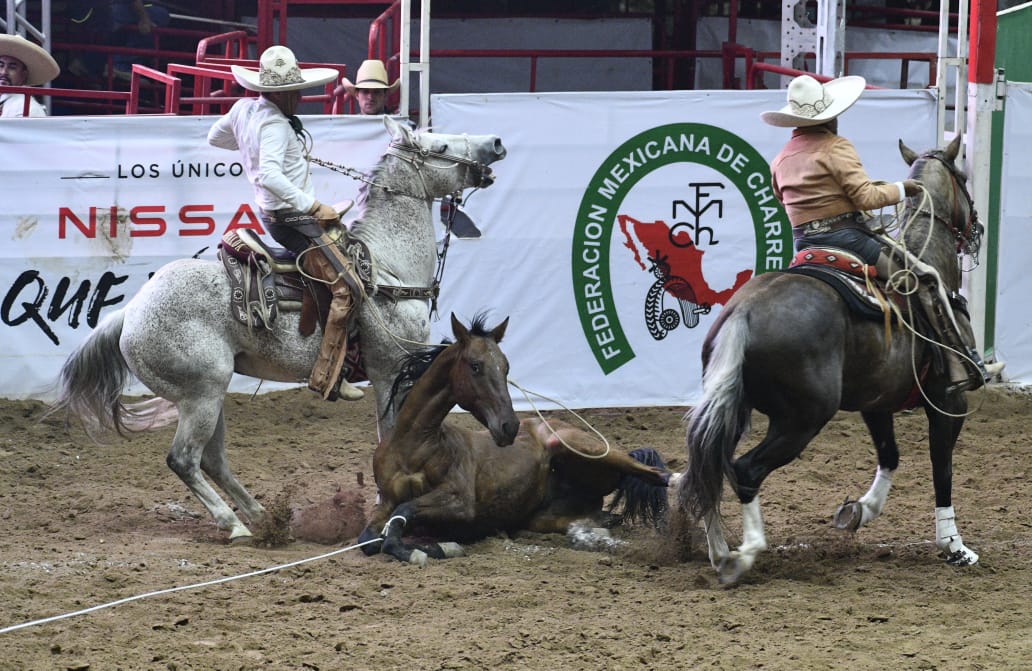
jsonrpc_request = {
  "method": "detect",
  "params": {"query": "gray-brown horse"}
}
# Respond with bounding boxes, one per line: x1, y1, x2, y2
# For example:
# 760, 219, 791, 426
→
678, 134, 984, 583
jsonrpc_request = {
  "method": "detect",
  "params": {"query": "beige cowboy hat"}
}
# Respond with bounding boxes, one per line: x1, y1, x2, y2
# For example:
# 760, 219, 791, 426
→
0, 34, 59, 86
231, 45, 337, 93
760, 74, 866, 128
341, 59, 399, 95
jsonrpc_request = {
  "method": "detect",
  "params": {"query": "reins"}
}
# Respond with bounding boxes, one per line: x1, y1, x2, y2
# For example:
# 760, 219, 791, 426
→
307, 132, 491, 345
884, 154, 984, 418
309, 133, 494, 200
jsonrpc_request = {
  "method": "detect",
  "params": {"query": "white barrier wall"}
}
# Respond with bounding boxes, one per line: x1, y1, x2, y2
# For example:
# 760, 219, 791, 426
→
994, 83, 1032, 383
3, 89, 992, 408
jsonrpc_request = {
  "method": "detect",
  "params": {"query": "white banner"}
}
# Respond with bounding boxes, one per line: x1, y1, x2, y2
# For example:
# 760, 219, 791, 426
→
2, 91, 952, 406
430, 88, 938, 409
1, 114, 392, 399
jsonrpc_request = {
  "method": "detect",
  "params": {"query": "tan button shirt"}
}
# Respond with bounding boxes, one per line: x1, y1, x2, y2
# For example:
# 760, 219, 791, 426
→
771, 125, 903, 227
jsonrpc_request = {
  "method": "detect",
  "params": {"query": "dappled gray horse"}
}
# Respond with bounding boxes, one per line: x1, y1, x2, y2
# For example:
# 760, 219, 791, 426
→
678, 135, 984, 583
52, 116, 506, 541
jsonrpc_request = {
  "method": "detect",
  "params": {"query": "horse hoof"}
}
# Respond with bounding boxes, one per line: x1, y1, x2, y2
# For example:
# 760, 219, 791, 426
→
438, 542, 465, 558
717, 557, 744, 585
943, 546, 979, 567
228, 534, 255, 546
833, 499, 863, 532
408, 549, 428, 567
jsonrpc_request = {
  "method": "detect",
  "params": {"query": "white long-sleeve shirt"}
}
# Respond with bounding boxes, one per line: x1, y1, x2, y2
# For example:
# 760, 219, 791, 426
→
0, 93, 46, 117
207, 96, 317, 214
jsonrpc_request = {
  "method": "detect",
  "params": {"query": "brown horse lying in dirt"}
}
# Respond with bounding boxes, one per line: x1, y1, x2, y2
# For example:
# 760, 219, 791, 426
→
358, 313, 670, 565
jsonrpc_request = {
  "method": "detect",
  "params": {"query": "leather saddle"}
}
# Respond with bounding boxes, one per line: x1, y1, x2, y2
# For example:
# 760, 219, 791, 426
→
786, 246, 906, 323
788, 246, 939, 411
218, 227, 327, 335
216, 223, 369, 384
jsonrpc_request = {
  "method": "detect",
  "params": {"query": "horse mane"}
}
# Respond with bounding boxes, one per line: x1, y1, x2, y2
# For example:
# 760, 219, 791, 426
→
354, 127, 423, 208
386, 341, 448, 413
384, 312, 496, 416
355, 155, 388, 208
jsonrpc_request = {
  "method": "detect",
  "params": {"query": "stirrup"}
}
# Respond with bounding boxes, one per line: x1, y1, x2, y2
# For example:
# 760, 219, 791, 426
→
324, 377, 364, 402
945, 348, 997, 394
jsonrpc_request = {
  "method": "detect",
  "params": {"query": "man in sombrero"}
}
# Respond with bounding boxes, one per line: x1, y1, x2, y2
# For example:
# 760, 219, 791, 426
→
341, 59, 398, 116
762, 73, 996, 392
208, 45, 365, 402
0, 34, 60, 117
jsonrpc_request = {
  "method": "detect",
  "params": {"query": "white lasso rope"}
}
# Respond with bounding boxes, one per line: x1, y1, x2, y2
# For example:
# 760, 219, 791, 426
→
0, 538, 381, 635
508, 378, 611, 460
877, 186, 981, 419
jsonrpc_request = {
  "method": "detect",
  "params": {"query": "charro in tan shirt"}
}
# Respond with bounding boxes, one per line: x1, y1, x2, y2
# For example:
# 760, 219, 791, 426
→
770, 125, 905, 227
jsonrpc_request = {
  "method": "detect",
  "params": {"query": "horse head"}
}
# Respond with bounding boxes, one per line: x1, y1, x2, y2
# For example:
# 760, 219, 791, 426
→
897, 134, 982, 289
383, 116, 507, 197
449, 312, 520, 446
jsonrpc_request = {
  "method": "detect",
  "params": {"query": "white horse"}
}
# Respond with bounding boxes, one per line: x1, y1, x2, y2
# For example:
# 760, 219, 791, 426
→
51, 116, 506, 541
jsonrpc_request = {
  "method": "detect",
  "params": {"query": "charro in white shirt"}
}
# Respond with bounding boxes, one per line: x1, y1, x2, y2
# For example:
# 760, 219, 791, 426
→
207, 96, 317, 215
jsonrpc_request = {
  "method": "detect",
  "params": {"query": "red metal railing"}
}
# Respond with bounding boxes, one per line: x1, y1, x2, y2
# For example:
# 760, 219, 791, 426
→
0, 84, 132, 115
195, 30, 253, 63
743, 50, 938, 90
128, 65, 181, 114
257, 0, 390, 52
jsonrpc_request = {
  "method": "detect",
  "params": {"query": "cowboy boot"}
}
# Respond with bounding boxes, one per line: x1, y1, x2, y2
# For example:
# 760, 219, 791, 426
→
907, 263, 996, 394
944, 323, 1002, 395
304, 251, 364, 401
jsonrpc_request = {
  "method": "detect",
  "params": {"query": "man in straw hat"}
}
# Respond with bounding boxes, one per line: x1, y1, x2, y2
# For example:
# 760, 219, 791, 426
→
762, 73, 997, 393
208, 44, 365, 402
341, 59, 398, 115
0, 34, 60, 117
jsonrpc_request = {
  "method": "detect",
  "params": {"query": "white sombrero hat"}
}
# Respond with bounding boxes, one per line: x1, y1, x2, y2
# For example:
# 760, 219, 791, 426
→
341, 59, 399, 95
0, 34, 59, 86
760, 74, 866, 128
231, 45, 337, 93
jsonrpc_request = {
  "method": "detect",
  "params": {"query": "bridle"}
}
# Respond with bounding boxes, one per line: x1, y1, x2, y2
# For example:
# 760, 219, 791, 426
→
308, 132, 495, 320
386, 134, 495, 193
908, 151, 983, 259
309, 132, 494, 201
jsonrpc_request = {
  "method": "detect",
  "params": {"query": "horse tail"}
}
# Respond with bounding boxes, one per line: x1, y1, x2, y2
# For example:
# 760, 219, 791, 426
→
678, 309, 752, 524
610, 447, 669, 528
49, 308, 138, 437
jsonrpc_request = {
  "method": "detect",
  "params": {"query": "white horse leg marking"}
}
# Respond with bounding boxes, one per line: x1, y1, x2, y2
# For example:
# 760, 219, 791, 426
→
715, 498, 768, 583
834, 467, 895, 532
735, 497, 768, 568
702, 510, 730, 569
857, 467, 894, 526
935, 505, 979, 566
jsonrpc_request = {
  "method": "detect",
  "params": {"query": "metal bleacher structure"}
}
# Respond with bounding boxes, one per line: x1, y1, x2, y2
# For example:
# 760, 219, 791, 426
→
0, 1, 966, 123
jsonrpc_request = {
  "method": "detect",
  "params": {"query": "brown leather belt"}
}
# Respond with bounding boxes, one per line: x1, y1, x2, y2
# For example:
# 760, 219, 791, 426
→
793, 211, 863, 239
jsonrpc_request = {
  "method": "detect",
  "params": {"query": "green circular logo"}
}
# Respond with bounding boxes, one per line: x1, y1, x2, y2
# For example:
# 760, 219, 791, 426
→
572, 123, 790, 373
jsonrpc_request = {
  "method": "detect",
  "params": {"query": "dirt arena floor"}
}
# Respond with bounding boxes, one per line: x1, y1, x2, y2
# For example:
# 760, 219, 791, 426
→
1, 384, 1030, 670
